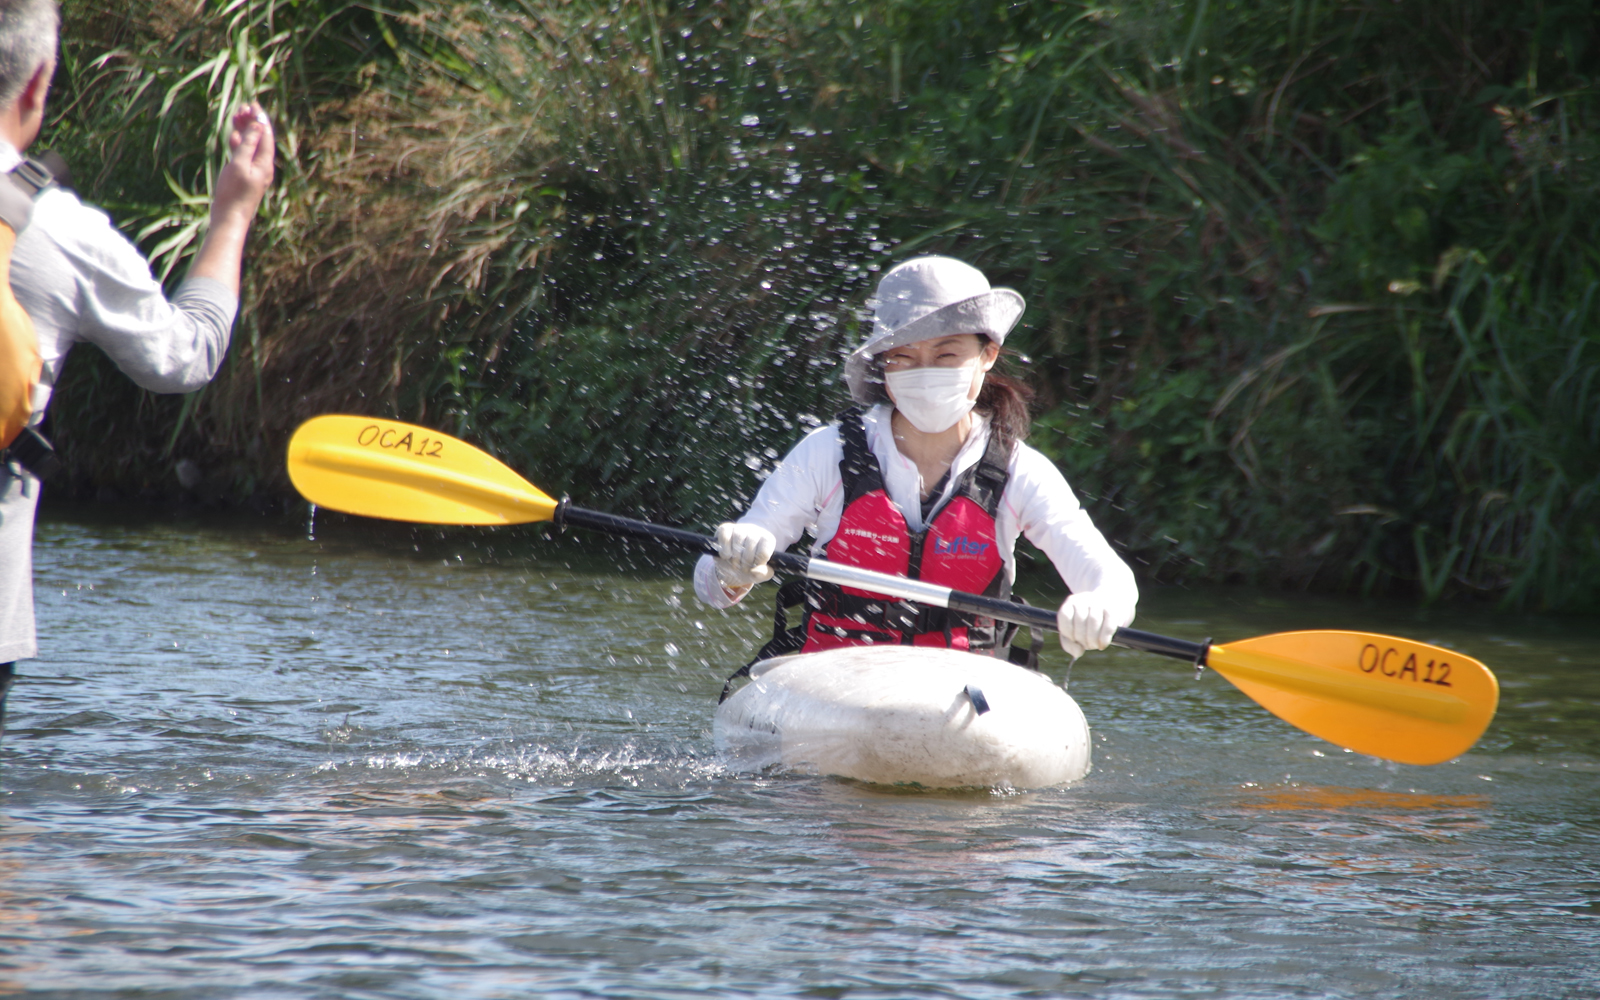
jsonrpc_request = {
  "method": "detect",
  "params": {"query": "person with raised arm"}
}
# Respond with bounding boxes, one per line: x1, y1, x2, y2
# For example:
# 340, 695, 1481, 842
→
0, 0, 275, 735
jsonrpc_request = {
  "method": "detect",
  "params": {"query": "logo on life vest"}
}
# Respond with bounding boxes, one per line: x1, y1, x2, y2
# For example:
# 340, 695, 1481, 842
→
841, 526, 902, 545
932, 535, 991, 556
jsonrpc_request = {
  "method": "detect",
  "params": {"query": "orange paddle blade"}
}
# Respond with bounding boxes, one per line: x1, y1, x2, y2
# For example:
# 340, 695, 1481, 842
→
1207, 630, 1499, 765
286, 415, 558, 525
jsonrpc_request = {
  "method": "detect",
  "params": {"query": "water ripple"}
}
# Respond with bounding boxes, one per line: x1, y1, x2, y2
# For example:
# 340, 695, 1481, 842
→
1, 509, 1596, 998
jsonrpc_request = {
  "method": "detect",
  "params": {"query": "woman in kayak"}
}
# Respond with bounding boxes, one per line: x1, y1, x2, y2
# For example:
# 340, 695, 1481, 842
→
694, 255, 1137, 664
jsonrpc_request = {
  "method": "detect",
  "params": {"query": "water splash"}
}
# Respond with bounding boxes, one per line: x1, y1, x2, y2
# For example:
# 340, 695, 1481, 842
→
348, 743, 729, 789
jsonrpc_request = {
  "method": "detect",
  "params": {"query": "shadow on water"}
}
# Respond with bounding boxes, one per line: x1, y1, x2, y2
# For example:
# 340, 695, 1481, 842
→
2, 501, 1596, 998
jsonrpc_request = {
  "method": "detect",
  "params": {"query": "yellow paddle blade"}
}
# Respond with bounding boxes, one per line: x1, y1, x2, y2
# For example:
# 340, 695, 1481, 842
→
1207, 630, 1499, 765
286, 415, 558, 525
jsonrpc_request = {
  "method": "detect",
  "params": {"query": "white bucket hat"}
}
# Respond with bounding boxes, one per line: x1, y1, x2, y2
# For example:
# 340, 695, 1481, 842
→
844, 256, 1025, 403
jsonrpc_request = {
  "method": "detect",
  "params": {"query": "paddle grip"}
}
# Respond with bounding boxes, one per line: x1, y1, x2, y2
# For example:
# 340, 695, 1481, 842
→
944, 592, 1210, 664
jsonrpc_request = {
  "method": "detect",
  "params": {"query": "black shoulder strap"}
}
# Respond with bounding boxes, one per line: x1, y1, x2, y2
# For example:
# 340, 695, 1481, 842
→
934, 423, 1012, 519
967, 425, 1013, 516
35, 151, 70, 191
0, 156, 59, 234
835, 406, 884, 506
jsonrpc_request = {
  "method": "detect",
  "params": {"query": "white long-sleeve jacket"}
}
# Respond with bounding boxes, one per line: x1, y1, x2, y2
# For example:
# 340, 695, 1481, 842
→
694, 404, 1138, 625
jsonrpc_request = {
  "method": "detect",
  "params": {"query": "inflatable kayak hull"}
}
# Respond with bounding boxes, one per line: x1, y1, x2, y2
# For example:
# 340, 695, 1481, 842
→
714, 646, 1091, 789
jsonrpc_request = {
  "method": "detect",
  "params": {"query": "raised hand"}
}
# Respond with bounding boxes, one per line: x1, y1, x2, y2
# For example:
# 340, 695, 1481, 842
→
188, 102, 277, 295
212, 102, 275, 222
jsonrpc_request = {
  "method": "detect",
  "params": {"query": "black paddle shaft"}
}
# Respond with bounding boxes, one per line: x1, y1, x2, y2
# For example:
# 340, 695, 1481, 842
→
939, 590, 1210, 667
555, 504, 726, 558
552, 502, 1210, 667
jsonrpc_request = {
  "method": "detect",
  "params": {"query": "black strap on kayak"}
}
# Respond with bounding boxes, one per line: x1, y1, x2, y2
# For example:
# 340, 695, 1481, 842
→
998, 595, 1044, 672
719, 577, 810, 703
964, 684, 991, 715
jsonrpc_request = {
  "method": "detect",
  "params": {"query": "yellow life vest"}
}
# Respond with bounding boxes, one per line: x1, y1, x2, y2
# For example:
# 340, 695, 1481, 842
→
0, 157, 59, 477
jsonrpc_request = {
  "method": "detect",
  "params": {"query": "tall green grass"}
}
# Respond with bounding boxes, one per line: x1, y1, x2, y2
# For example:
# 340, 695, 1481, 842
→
45, 0, 1600, 611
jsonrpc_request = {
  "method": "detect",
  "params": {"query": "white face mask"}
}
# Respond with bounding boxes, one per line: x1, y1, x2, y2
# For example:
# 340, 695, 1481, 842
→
885, 364, 980, 433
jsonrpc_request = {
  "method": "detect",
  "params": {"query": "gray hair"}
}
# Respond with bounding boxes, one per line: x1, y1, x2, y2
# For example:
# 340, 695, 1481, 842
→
0, 0, 57, 109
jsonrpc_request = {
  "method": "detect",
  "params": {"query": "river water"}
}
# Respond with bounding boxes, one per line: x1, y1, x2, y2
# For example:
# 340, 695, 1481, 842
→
4, 506, 1596, 998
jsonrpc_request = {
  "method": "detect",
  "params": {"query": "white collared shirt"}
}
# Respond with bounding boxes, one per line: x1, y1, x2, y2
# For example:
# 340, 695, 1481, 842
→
0, 141, 238, 418
693, 404, 1139, 623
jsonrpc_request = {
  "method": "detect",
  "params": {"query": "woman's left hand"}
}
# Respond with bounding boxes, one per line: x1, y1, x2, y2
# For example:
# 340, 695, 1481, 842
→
1057, 593, 1121, 659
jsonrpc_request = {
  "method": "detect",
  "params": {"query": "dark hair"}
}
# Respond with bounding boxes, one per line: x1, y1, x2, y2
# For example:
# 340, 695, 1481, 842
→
975, 350, 1035, 449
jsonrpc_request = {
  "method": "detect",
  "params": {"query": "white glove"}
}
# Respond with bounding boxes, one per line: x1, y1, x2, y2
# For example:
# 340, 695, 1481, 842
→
1057, 592, 1122, 659
714, 522, 776, 592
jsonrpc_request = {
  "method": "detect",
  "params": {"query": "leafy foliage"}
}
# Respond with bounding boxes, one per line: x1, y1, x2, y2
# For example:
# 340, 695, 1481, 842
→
45, 0, 1600, 610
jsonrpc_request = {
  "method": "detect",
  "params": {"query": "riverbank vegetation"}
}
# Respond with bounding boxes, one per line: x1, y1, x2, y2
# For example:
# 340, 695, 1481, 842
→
45, 0, 1600, 610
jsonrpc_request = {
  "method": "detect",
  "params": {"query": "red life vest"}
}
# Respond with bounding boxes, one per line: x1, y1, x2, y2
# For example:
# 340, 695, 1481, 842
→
799, 407, 1012, 653
718, 408, 1046, 704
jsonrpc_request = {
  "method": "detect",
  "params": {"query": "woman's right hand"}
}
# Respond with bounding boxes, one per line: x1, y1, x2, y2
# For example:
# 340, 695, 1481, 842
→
714, 522, 776, 593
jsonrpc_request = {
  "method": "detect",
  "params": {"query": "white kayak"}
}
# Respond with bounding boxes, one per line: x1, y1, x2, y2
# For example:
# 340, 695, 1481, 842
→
714, 645, 1091, 789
